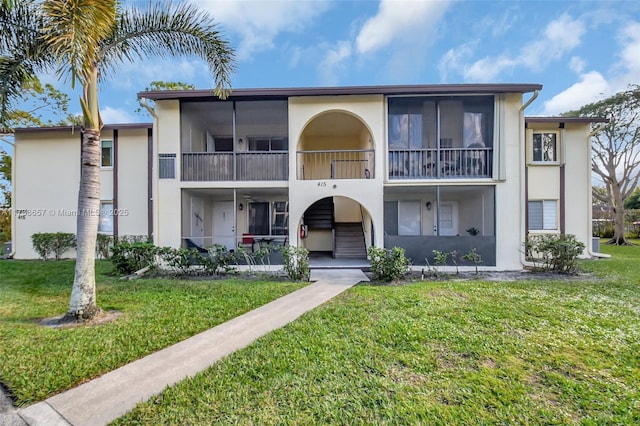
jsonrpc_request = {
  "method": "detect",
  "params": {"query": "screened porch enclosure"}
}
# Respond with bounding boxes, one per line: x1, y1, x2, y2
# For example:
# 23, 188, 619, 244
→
384, 186, 496, 265
388, 96, 494, 179
180, 100, 289, 181
180, 189, 289, 257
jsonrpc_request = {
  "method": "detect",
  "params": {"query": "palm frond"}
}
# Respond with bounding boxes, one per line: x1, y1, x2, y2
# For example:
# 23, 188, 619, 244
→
99, 1, 235, 97
41, 0, 117, 87
0, 0, 54, 132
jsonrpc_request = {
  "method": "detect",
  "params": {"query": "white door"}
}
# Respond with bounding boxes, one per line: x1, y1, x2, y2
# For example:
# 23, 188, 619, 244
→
437, 201, 458, 236
190, 197, 205, 246
212, 201, 235, 250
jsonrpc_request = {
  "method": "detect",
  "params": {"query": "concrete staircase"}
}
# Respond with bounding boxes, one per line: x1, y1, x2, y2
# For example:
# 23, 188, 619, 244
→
334, 222, 367, 259
304, 197, 334, 229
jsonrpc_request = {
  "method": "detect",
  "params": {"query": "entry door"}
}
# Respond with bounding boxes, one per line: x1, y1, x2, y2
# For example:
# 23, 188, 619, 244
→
212, 201, 235, 250
437, 201, 458, 236
190, 197, 205, 246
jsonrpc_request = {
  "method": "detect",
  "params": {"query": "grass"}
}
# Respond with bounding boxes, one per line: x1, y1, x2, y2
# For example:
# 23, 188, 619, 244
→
113, 243, 639, 425
0, 260, 305, 405
1, 245, 638, 424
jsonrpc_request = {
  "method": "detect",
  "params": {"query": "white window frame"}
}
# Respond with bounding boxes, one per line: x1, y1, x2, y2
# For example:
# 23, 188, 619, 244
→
531, 132, 558, 164
101, 140, 113, 168
528, 200, 558, 231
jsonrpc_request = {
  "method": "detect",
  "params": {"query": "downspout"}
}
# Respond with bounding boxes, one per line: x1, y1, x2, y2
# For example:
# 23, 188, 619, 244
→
139, 98, 159, 245
585, 124, 609, 258
519, 90, 538, 268
1, 135, 15, 258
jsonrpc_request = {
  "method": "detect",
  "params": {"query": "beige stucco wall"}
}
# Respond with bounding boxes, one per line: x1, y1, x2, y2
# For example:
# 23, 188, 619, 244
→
563, 124, 592, 252
14, 131, 81, 258
494, 93, 526, 269
13, 126, 150, 259
288, 95, 385, 250
115, 127, 150, 237
154, 100, 183, 248
525, 121, 592, 254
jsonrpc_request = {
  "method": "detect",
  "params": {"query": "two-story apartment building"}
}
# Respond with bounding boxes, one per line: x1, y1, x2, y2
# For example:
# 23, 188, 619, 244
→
11, 84, 601, 269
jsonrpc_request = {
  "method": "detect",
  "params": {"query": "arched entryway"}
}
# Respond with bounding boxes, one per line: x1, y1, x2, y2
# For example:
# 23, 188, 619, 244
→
298, 196, 374, 259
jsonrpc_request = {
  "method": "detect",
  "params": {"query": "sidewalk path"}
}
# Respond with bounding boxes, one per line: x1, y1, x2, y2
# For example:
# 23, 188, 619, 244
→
17, 269, 368, 426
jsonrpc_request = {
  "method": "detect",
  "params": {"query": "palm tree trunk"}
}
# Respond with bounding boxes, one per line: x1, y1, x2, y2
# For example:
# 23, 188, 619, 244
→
67, 67, 102, 320
67, 128, 101, 319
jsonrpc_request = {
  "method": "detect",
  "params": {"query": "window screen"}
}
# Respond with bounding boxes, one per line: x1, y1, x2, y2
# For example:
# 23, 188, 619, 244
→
159, 153, 176, 179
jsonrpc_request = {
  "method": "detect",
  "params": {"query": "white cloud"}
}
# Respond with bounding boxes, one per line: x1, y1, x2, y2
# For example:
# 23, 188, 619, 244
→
542, 71, 609, 115
199, 0, 332, 60
318, 41, 353, 86
101, 106, 134, 124
438, 43, 475, 81
464, 56, 517, 82
444, 13, 586, 82
569, 56, 586, 74
614, 21, 640, 84
355, 0, 450, 54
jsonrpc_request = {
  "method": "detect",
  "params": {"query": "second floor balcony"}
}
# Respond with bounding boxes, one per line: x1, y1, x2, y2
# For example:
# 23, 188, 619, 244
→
182, 152, 288, 181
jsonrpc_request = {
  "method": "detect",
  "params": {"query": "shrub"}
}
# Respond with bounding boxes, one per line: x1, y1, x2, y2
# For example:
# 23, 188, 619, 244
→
31, 232, 76, 260
206, 244, 238, 275
524, 234, 585, 275
368, 246, 410, 282
158, 247, 204, 276
96, 234, 114, 259
110, 241, 159, 275
282, 245, 310, 281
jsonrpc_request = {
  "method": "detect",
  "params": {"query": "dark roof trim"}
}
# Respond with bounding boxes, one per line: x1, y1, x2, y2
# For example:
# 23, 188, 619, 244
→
525, 116, 609, 124
138, 83, 543, 101
14, 123, 153, 134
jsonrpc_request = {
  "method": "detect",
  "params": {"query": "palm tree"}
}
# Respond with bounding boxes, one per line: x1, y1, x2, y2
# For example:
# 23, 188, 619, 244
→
1, 0, 235, 320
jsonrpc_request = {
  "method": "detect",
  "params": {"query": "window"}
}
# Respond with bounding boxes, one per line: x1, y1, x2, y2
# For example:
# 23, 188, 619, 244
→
159, 153, 176, 179
528, 200, 557, 230
384, 201, 421, 236
248, 201, 289, 236
248, 137, 288, 152
532, 132, 557, 162
271, 202, 289, 235
101, 140, 113, 167
98, 201, 113, 234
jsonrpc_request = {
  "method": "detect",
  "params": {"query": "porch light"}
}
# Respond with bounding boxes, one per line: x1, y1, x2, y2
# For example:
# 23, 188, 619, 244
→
239, 203, 243, 211
238, 138, 243, 145
426, 201, 432, 211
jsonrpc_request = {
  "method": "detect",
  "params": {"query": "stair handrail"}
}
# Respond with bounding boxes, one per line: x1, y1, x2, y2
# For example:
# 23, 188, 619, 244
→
359, 205, 366, 249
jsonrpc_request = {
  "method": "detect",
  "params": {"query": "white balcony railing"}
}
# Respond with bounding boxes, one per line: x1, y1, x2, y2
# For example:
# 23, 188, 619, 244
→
182, 152, 288, 181
389, 148, 492, 179
297, 149, 375, 180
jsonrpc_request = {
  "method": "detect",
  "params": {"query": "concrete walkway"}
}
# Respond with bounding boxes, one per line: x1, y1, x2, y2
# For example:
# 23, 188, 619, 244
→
16, 269, 368, 426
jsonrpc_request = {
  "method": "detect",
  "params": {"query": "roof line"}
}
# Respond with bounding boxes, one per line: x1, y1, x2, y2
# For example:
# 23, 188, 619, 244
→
138, 83, 544, 101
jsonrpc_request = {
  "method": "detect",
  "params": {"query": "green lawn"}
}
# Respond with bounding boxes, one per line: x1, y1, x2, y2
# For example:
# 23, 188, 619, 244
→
1, 246, 638, 425
114, 244, 639, 425
0, 260, 304, 405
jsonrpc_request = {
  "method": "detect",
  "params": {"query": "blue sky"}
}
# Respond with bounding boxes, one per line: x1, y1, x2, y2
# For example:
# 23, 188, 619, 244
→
40, 0, 640, 124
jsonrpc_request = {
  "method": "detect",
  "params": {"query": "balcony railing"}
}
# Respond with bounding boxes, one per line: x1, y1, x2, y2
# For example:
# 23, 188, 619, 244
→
182, 152, 288, 181
297, 149, 375, 180
389, 148, 492, 179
